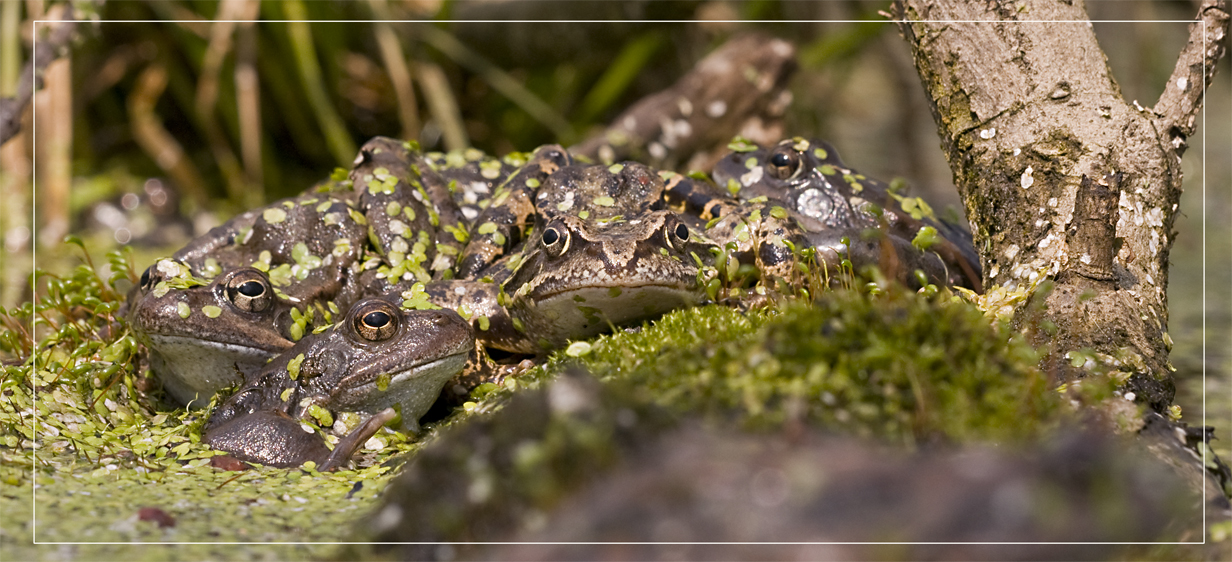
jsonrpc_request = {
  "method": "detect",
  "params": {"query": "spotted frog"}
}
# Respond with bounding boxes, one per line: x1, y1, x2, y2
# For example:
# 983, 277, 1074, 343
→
204, 298, 473, 468
349, 137, 469, 282
491, 162, 716, 353
452, 144, 571, 279
712, 138, 983, 291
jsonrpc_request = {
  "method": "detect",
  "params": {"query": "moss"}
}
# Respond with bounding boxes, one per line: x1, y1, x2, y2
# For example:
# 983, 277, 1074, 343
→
351, 285, 1065, 555
589, 290, 1057, 443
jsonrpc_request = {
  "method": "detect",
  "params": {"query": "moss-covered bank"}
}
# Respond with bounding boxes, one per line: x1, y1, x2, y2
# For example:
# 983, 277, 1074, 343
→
0, 245, 1210, 561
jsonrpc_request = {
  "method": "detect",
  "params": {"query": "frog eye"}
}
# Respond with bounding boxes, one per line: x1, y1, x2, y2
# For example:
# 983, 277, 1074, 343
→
353, 301, 399, 341
539, 146, 571, 167
660, 217, 692, 252
226, 271, 273, 313
767, 146, 803, 181
541, 221, 571, 258
663, 220, 690, 250
139, 266, 154, 290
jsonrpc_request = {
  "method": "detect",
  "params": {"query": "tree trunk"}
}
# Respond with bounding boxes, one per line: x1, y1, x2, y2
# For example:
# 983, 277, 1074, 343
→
893, 0, 1229, 414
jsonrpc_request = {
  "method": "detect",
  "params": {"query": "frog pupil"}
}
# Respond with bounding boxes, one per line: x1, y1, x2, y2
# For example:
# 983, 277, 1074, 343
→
674, 224, 689, 241
140, 267, 151, 288
770, 152, 792, 167
364, 311, 391, 328
237, 280, 264, 297
543, 228, 560, 246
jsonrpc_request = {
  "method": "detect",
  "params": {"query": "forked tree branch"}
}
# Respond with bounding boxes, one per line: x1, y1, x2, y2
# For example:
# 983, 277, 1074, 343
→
1153, 0, 1230, 157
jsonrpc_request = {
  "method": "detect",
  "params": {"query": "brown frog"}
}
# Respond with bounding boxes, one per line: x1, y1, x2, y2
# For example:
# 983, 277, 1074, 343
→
204, 298, 473, 468
127, 261, 295, 407
128, 193, 366, 406
496, 162, 717, 353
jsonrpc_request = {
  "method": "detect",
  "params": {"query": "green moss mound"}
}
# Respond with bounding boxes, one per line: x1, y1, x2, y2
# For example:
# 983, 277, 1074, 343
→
521, 287, 1057, 444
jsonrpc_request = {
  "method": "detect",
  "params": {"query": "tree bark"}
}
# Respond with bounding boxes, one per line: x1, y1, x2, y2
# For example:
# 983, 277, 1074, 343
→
893, 0, 1229, 413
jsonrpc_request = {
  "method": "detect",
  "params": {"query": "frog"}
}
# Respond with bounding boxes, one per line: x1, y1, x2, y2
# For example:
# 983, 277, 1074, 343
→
367, 161, 713, 355
711, 137, 983, 292
127, 260, 297, 407
170, 191, 368, 304
658, 170, 811, 285
425, 146, 523, 225
128, 192, 367, 406
490, 162, 717, 353
203, 297, 474, 468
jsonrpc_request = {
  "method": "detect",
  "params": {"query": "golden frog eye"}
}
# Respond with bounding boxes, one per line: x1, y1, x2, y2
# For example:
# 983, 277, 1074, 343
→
767, 146, 802, 180
353, 301, 399, 341
226, 270, 272, 312
541, 221, 571, 258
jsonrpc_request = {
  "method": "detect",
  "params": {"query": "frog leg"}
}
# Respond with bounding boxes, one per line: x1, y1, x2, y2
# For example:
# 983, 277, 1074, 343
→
456, 145, 570, 279
317, 408, 397, 472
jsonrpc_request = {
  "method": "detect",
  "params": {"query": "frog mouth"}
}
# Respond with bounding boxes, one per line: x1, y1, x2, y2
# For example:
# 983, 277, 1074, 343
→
145, 333, 291, 357
330, 350, 471, 412
529, 282, 704, 342
534, 279, 702, 307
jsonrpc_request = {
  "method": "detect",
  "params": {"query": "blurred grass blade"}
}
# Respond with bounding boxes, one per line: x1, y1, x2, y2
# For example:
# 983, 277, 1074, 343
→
575, 31, 663, 126
35, 6, 73, 246
368, 0, 420, 141
235, 1, 263, 205
128, 63, 209, 212
196, 0, 248, 206
281, 1, 356, 166
1, 0, 18, 97
800, 20, 886, 69
418, 24, 574, 140
416, 60, 468, 151
1, 0, 26, 307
